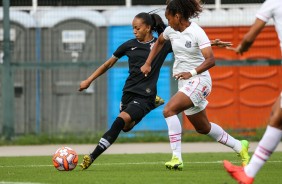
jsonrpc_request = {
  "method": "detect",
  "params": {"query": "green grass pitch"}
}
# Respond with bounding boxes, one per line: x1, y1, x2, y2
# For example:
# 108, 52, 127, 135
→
0, 152, 282, 184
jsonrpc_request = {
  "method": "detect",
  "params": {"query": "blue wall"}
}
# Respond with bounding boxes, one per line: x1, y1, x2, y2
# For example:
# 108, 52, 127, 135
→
107, 26, 172, 131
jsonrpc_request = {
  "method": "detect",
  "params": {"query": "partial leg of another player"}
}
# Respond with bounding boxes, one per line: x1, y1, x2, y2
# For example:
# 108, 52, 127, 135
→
224, 93, 282, 184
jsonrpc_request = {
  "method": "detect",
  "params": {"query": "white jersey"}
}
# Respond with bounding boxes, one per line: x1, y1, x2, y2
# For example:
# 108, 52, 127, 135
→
162, 22, 211, 77
256, 0, 282, 50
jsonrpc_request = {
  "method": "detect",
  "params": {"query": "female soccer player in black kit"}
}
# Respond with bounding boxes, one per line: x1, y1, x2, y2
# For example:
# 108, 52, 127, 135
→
78, 12, 171, 170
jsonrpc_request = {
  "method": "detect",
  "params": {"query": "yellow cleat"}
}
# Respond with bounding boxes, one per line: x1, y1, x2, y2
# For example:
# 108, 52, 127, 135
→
238, 140, 250, 166
165, 155, 183, 171
80, 155, 93, 170
155, 95, 165, 108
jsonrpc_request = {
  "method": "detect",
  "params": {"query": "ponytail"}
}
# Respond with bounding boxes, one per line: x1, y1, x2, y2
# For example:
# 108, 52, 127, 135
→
135, 12, 166, 37
150, 13, 166, 36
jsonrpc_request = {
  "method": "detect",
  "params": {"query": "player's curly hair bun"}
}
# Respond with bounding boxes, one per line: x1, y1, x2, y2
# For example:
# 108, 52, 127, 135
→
166, 0, 202, 20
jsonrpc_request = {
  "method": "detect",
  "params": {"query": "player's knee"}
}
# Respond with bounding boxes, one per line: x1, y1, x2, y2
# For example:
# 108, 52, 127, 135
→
195, 128, 209, 135
163, 107, 174, 118
269, 110, 282, 128
122, 127, 132, 132
193, 122, 211, 135
122, 121, 135, 132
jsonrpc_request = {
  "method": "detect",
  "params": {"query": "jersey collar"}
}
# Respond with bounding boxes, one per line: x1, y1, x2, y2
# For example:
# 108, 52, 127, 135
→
137, 37, 155, 44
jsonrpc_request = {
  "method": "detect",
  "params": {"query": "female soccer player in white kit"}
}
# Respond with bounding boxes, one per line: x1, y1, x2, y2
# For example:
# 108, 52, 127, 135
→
141, 0, 250, 171
223, 0, 282, 183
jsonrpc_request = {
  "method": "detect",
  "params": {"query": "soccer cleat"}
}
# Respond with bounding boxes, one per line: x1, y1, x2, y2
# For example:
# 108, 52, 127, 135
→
165, 155, 183, 171
238, 140, 250, 166
80, 155, 93, 170
155, 95, 165, 108
223, 160, 254, 184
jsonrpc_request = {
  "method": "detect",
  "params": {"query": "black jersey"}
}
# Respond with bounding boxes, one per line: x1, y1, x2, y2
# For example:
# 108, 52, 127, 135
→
113, 37, 172, 97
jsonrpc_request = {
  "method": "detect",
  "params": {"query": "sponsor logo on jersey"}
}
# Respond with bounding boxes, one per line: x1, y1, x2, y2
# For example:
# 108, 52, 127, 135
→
146, 88, 151, 93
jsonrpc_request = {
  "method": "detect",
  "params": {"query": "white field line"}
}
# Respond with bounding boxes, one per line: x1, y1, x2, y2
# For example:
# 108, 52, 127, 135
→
1, 160, 282, 168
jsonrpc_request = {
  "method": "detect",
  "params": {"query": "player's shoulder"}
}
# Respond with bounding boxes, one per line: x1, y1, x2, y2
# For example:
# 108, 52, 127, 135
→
163, 26, 177, 39
189, 22, 207, 35
164, 26, 174, 34
117, 38, 139, 50
122, 38, 137, 46
190, 22, 204, 31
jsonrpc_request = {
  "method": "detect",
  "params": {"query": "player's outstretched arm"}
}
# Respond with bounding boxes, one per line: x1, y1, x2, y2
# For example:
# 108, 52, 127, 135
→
211, 39, 232, 48
227, 18, 266, 55
79, 57, 118, 91
141, 33, 166, 76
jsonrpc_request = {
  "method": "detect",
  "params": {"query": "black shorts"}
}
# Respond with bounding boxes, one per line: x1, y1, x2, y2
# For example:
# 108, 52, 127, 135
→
120, 92, 155, 125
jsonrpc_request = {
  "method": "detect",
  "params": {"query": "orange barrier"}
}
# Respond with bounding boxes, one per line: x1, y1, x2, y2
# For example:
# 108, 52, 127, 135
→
205, 26, 281, 60
183, 66, 282, 130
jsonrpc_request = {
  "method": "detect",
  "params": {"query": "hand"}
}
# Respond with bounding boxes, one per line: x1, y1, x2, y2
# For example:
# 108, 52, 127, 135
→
173, 72, 191, 80
140, 62, 151, 77
211, 39, 232, 48
226, 44, 244, 55
78, 80, 91, 91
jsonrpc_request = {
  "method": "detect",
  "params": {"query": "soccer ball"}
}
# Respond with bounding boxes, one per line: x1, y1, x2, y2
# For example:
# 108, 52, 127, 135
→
52, 146, 78, 171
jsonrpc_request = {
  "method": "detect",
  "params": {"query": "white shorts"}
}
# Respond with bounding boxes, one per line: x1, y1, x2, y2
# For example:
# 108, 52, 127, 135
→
178, 75, 212, 115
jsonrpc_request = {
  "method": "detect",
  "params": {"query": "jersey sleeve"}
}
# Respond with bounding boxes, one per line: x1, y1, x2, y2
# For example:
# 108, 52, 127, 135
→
195, 25, 211, 49
256, 0, 274, 23
162, 26, 172, 40
112, 42, 127, 59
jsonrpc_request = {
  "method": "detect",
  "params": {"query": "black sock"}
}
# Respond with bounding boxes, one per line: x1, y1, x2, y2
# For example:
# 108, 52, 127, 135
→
90, 117, 125, 161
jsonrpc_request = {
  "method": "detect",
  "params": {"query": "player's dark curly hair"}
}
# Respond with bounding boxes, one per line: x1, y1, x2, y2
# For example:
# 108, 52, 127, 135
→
135, 12, 166, 36
166, 0, 202, 20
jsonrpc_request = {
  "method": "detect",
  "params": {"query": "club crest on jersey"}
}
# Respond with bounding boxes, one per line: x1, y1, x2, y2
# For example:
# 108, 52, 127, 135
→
150, 42, 155, 50
185, 41, 191, 48
146, 88, 151, 94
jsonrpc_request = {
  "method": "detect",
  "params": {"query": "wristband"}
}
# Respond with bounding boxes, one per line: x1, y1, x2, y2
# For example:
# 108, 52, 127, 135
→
189, 69, 197, 77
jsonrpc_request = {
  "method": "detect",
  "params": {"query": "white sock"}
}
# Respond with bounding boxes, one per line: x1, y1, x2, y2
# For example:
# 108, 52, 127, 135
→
165, 115, 182, 162
244, 126, 282, 178
207, 122, 242, 153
